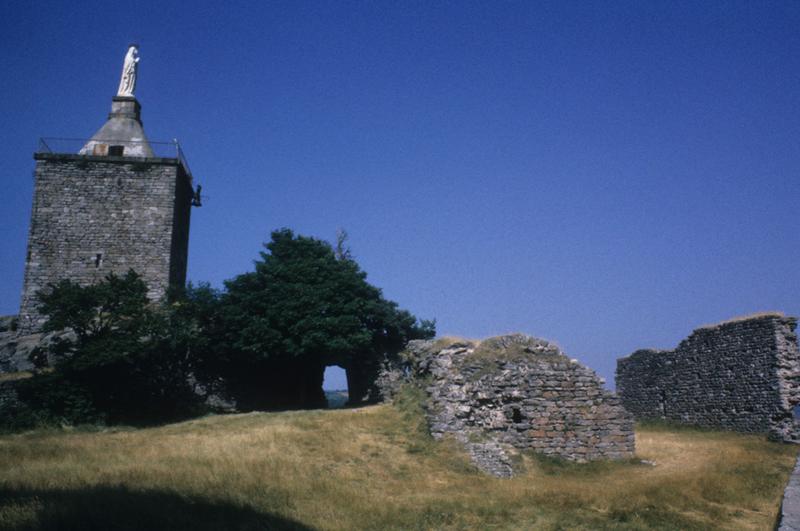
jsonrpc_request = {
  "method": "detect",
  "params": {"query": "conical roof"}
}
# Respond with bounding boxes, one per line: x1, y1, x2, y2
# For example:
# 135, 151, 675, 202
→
79, 96, 154, 157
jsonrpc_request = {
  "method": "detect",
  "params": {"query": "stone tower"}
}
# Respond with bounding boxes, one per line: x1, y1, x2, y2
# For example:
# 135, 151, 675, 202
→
18, 46, 199, 332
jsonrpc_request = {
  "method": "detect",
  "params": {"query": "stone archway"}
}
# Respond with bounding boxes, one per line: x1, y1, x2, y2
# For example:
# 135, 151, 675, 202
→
322, 366, 349, 408
229, 354, 387, 412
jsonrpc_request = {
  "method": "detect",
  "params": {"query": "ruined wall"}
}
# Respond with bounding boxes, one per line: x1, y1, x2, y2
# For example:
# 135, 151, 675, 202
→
616, 315, 800, 441
0, 379, 24, 415
0, 314, 75, 373
0, 317, 21, 372
18, 153, 193, 332
387, 334, 635, 476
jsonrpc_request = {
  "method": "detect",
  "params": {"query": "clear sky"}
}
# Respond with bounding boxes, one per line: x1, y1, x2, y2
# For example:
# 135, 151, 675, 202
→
1, 1, 798, 391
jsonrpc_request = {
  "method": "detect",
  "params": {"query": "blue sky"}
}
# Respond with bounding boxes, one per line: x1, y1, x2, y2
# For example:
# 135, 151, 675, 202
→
1, 1, 798, 390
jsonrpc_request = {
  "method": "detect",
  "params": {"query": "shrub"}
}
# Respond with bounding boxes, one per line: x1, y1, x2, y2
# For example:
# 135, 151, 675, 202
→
14, 271, 206, 427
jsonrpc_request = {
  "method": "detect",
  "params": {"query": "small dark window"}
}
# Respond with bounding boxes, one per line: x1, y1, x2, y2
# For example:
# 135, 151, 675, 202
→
108, 145, 125, 156
512, 407, 523, 424
94, 253, 103, 268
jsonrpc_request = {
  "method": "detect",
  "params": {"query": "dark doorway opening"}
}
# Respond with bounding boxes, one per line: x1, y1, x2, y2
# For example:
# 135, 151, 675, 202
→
322, 366, 349, 408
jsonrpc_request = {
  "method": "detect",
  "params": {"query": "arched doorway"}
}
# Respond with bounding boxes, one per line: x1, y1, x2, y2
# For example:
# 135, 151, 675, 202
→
322, 365, 349, 408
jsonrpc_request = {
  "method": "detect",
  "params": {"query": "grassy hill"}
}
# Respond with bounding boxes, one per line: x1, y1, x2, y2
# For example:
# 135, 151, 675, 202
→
0, 392, 796, 530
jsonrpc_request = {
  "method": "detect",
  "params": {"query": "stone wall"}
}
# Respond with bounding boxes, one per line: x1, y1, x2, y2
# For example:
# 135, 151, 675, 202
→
18, 153, 193, 332
616, 314, 800, 441
0, 314, 75, 373
0, 332, 41, 373
0, 317, 19, 372
0, 378, 28, 422
385, 334, 635, 476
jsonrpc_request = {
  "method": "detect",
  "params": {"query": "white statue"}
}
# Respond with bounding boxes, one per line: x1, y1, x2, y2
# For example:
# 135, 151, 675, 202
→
116, 45, 139, 97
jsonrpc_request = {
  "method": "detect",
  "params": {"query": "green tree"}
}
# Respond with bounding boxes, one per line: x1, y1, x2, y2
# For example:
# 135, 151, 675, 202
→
24, 271, 204, 425
219, 229, 434, 409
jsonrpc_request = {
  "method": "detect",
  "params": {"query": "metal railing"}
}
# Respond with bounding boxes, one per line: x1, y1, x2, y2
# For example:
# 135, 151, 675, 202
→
37, 137, 193, 179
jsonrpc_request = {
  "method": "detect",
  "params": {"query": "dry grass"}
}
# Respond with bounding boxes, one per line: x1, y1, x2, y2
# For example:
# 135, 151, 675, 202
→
430, 336, 479, 350
0, 372, 32, 383
0, 402, 796, 530
698, 312, 786, 330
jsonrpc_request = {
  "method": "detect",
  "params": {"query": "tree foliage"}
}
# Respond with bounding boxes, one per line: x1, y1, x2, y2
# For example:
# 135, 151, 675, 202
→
3, 229, 435, 427
221, 229, 434, 369
23, 271, 204, 425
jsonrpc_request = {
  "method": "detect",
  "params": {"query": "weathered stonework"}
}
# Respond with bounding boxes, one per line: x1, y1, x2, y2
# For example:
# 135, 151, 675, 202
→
0, 316, 22, 372
616, 314, 800, 441
779, 455, 800, 531
0, 315, 77, 373
0, 330, 42, 373
15, 59, 197, 336
0, 316, 37, 373
383, 334, 635, 476
18, 153, 193, 333
0, 378, 26, 413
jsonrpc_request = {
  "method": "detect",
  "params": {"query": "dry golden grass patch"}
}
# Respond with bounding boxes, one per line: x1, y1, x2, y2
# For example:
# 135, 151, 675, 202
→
0, 372, 32, 383
698, 311, 785, 330
0, 403, 796, 530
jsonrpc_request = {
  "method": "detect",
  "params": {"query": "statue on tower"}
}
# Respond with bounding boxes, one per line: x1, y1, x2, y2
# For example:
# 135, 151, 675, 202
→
116, 45, 139, 97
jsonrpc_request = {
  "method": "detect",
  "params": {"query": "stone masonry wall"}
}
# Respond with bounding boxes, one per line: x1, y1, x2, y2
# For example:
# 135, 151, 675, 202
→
386, 334, 635, 476
168, 163, 193, 289
0, 379, 25, 416
616, 315, 800, 441
18, 153, 193, 333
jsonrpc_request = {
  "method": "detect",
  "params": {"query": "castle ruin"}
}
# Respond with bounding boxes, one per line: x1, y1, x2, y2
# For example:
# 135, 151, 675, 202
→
380, 334, 635, 477
616, 314, 800, 441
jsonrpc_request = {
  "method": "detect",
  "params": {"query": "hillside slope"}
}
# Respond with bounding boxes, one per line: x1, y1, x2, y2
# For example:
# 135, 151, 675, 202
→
0, 394, 796, 530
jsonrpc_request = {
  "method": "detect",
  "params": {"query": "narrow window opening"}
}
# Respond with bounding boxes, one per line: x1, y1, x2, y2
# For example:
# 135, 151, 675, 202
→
94, 253, 103, 268
108, 145, 125, 156
512, 407, 523, 424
